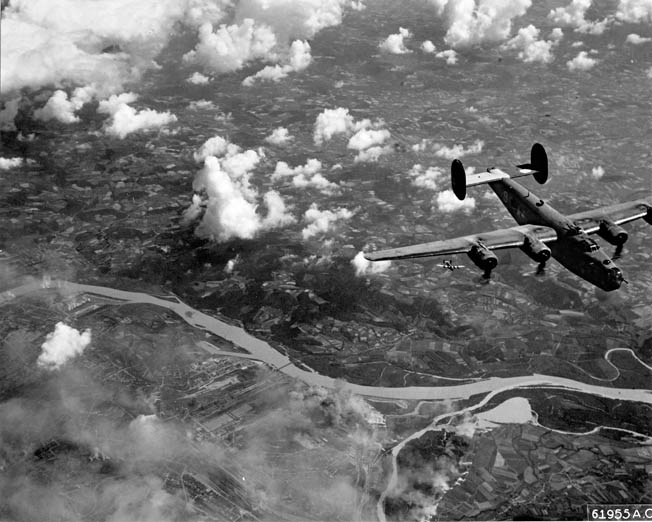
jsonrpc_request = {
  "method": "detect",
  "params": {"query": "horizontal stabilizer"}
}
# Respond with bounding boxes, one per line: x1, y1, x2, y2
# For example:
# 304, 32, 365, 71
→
451, 143, 549, 200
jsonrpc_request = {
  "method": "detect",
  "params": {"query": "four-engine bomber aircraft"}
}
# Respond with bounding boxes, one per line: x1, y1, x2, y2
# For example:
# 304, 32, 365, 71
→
364, 144, 652, 291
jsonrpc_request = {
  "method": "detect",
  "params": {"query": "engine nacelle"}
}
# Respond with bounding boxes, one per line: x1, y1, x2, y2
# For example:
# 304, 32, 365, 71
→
520, 235, 551, 264
644, 207, 652, 225
597, 219, 628, 246
467, 243, 498, 271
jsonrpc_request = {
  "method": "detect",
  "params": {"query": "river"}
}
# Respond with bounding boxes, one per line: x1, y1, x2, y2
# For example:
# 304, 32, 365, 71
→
4, 278, 652, 522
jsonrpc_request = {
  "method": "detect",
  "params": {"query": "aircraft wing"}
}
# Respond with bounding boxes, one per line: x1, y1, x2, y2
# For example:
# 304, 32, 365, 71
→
569, 199, 652, 233
364, 224, 558, 261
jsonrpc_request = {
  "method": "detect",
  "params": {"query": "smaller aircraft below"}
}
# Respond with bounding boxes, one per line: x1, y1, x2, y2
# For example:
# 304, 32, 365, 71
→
364, 144, 652, 291
437, 259, 465, 271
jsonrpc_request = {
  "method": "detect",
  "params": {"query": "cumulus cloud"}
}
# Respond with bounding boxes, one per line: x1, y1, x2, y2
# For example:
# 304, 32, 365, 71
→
591, 166, 605, 179
33, 86, 95, 123
235, 0, 348, 42
185, 0, 347, 81
548, 0, 610, 34
273, 158, 322, 180
501, 25, 563, 63
408, 164, 445, 190
187, 137, 294, 241
412, 139, 484, 159
242, 40, 312, 86
616, 0, 652, 22
302, 204, 353, 239
436, 49, 459, 64
187, 99, 216, 110
193, 135, 238, 163
313, 107, 355, 145
37, 322, 92, 370
265, 126, 293, 145
186, 71, 211, 84
379, 27, 412, 54
0, 0, 227, 96
421, 40, 437, 53
97, 92, 177, 138
348, 127, 392, 162
0, 157, 24, 170
313, 107, 392, 161
431, 0, 532, 48
436, 190, 476, 213
626, 33, 652, 44
566, 50, 598, 71
273, 159, 339, 193
182, 19, 277, 74
351, 251, 391, 276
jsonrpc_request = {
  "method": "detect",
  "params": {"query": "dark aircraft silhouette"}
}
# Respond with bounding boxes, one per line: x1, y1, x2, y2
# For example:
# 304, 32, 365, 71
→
364, 144, 652, 291
438, 259, 465, 271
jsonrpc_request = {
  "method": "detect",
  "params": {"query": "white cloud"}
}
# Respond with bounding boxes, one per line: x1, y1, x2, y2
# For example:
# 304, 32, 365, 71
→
379, 27, 412, 54
412, 139, 484, 159
185, 0, 347, 79
37, 322, 92, 370
313, 107, 392, 159
273, 158, 322, 180
33, 86, 95, 123
186, 72, 211, 84
0, 157, 24, 170
548, 0, 610, 34
351, 251, 391, 276
348, 127, 392, 163
187, 137, 294, 241
183, 19, 278, 74
421, 40, 436, 53
436, 49, 459, 64
187, 99, 216, 110
347, 128, 390, 151
647, 66, 652, 78
273, 159, 339, 193
436, 190, 476, 213
433, 0, 532, 48
626, 33, 652, 44
97, 92, 177, 138
265, 126, 293, 145
409, 164, 444, 190
501, 24, 562, 63
548, 0, 591, 26
566, 50, 598, 71
350, 1, 366, 11
235, 0, 348, 42
591, 166, 605, 179
616, 0, 652, 22
194, 135, 237, 163
302, 204, 353, 239
242, 39, 312, 86
291, 172, 340, 192
313, 107, 356, 145
0, 0, 222, 96
353, 145, 393, 163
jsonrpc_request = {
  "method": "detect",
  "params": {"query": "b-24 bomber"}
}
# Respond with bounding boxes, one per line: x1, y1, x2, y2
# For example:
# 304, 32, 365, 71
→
365, 144, 652, 291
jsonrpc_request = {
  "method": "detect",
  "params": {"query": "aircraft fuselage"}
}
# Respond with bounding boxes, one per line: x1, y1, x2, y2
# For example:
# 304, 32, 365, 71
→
489, 176, 624, 291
